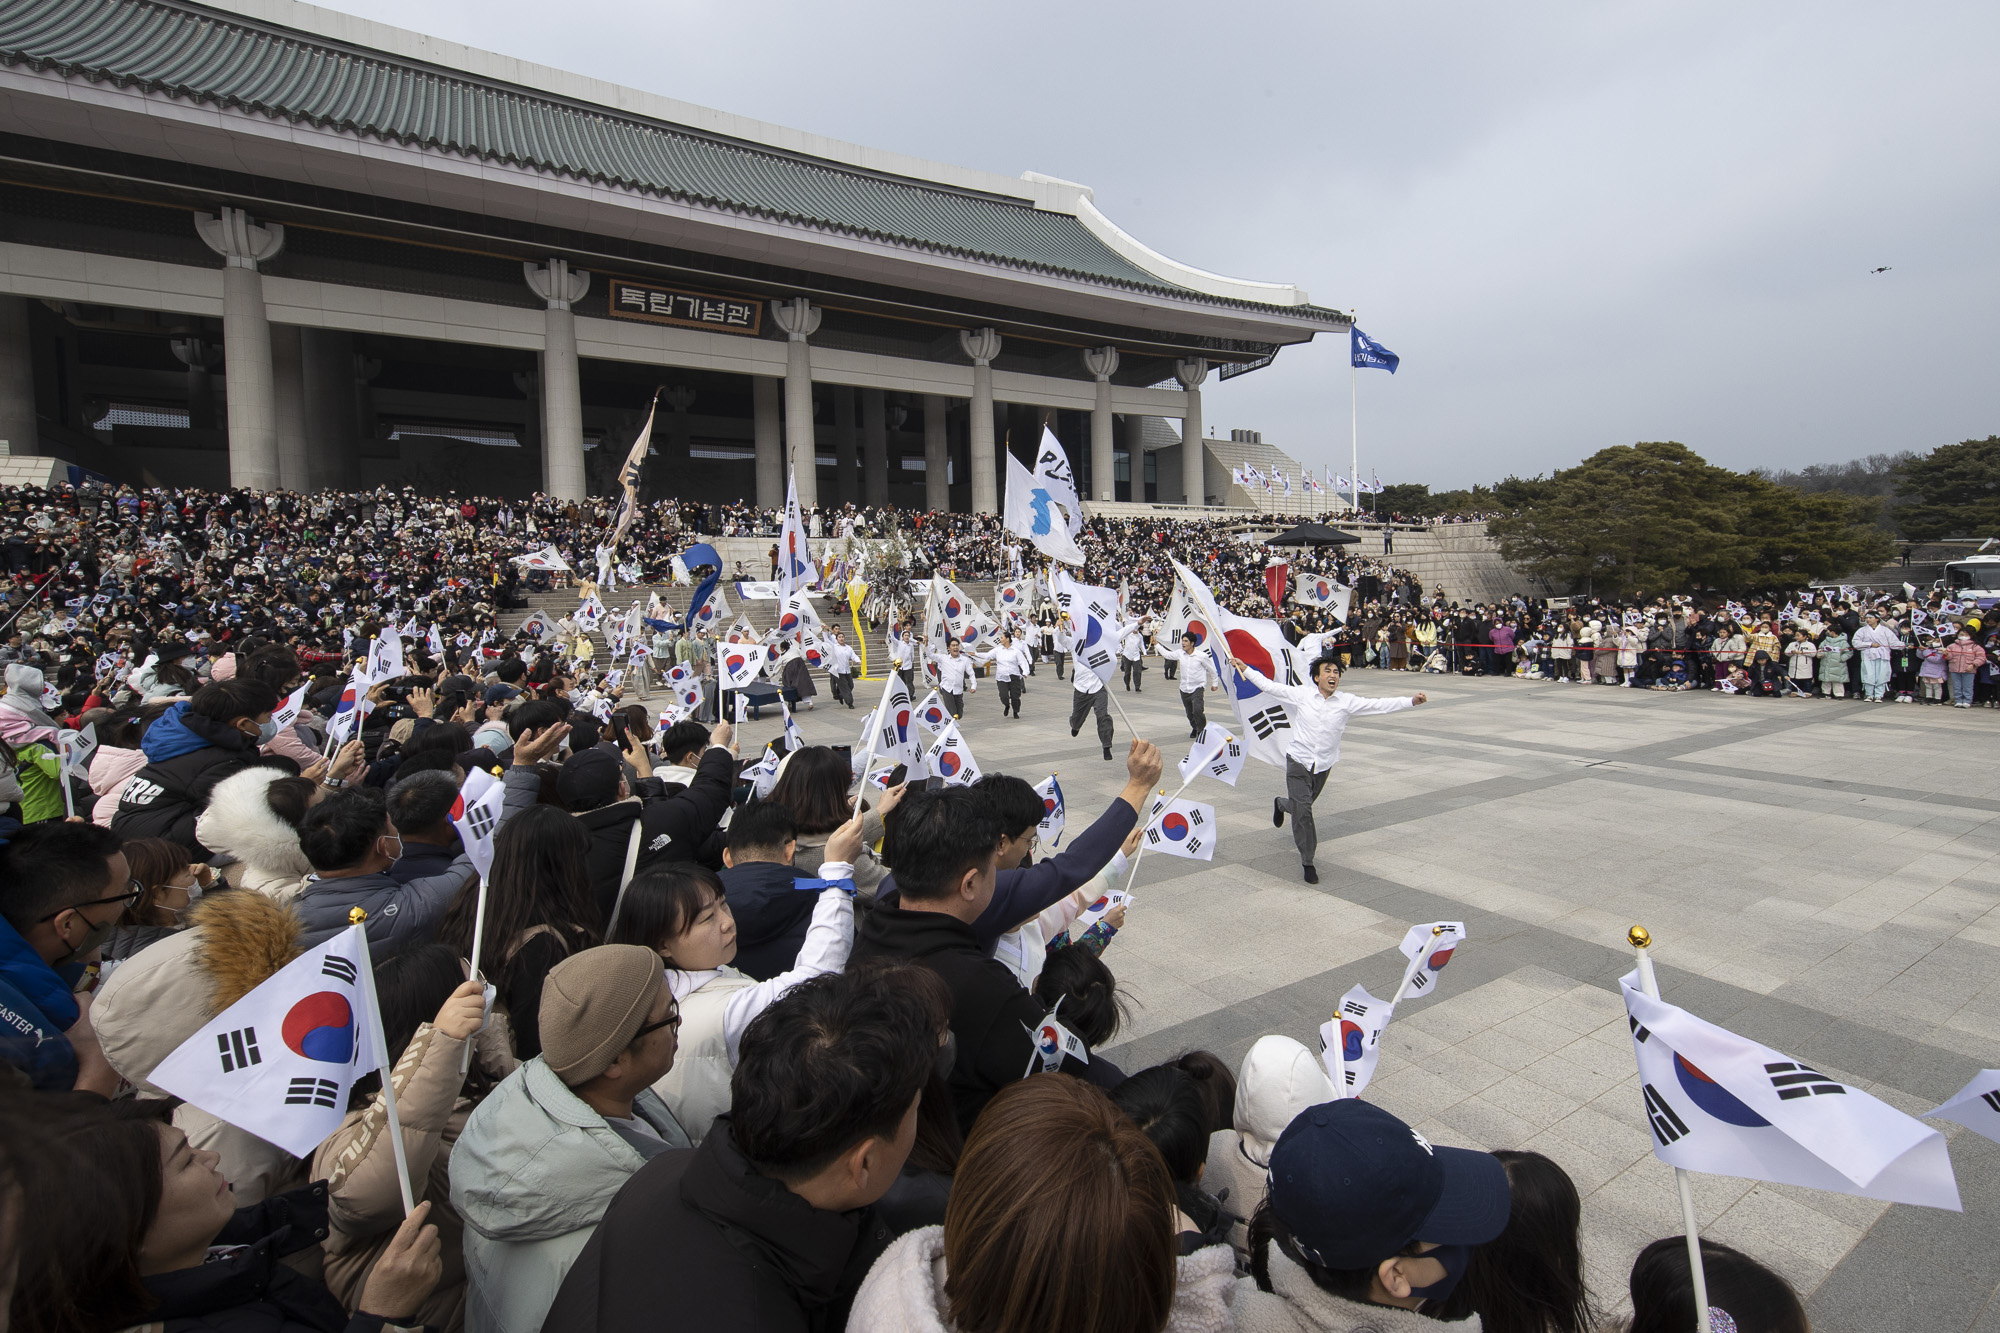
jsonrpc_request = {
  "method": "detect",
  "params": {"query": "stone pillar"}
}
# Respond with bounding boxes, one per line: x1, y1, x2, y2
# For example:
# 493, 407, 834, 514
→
772, 297, 822, 510
752, 375, 783, 510
922, 393, 949, 512
959, 328, 1001, 514
300, 329, 356, 491
0, 296, 39, 455
833, 386, 858, 505
524, 258, 590, 502
1176, 359, 1209, 508
269, 325, 308, 491
195, 207, 284, 489
1082, 346, 1120, 504
861, 388, 890, 508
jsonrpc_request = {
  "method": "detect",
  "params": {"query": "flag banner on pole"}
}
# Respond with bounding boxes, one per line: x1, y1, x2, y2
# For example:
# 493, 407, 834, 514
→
1164, 585, 1214, 657
1031, 427, 1086, 537
781, 700, 805, 754
724, 615, 759, 645
1263, 563, 1288, 615
674, 679, 705, 716
1352, 327, 1400, 373
1294, 575, 1354, 623
149, 924, 382, 1157
1196, 591, 1304, 770
934, 577, 997, 650
450, 768, 507, 881
367, 626, 406, 684
1318, 984, 1395, 1096
510, 545, 571, 571
777, 591, 821, 641
921, 721, 982, 786
515, 611, 563, 643
1027, 1007, 1091, 1075
1034, 775, 1066, 849
914, 690, 953, 735
1621, 972, 1960, 1210
1004, 450, 1088, 565
718, 643, 765, 691
267, 684, 309, 736
1052, 571, 1122, 686
863, 674, 920, 768
690, 584, 730, 635
778, 473, 813, 601
611, 390, 659, 549
56, 722, 98, 778
427, 624, 446, 659
745, 745, 782, 800
1178, 725, 1246, 788
1143, 797, 1216, 861
996, 581, 1030, 615
1925, 1070, 2000, 1147
1394, 922, 1466, 1001
325, 667, 373, 746
798, 627, 831, 672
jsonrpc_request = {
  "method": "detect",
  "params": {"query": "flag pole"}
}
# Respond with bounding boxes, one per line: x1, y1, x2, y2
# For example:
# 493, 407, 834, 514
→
1349, 321, 1360, 521
352, 923, 418, 1215
1327, 1006, 1350, 1098
1630, 925, 1713, 1333
1393, 924, 1450, 1003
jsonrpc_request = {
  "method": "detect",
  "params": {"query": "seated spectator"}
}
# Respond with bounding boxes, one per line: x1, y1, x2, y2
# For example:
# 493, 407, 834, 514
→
196, 767, 332, 906
0, 820, 128, 1091
313, 945, 488, 1329
1234, 1099, 1510, 1331
86, 702, 171, 826
1111, 1063, 1234, 1251
112, 678, 288, 856
1425, 1149, 1594, 1333
770, 745, 899, 899
557, 718, 736, 918
450, 944, 688, 1333
1031, 941, 1129, 1049
542, 968, 933, 1332
715, 800, 816, 981
1626, 1237, 1808, 1333
19, 1099, 443, 1333
101, 835, 203, 961
848, 956, 964, 1237
611, 820, 861, 1143
0, 662, 59, 746
847, 1073, 1236, 1333
1204, 1035, 1335, 1261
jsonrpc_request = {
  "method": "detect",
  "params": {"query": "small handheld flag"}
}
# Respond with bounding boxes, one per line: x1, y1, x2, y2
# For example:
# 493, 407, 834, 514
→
1143, 797, 1216, 861
1318, 984, 1395, 1097
1033, 775, 1066, 849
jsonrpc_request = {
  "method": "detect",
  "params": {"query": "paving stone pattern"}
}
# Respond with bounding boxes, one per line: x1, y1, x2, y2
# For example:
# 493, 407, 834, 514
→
765, 665, 2000, 1330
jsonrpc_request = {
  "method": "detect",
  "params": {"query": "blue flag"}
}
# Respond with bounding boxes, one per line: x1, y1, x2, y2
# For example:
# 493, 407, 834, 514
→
1352, 327, 1399, 373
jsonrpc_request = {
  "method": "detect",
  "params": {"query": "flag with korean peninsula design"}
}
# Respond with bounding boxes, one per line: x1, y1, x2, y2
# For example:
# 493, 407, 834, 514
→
1622, 972, 1959, 1210
920, 721, 981, 787
149, 925, 383, 1158
1143, 797, 1216, 861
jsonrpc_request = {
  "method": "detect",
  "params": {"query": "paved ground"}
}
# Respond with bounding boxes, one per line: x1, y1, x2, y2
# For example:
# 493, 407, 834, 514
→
759, 665, 2000, 1330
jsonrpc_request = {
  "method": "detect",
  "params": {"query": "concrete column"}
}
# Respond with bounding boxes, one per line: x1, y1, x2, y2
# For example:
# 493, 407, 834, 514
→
752, 375, 783, 510
524, 258, 591, 502
195, 208, 284, 489
300, 328, 355, 491
922, 393, 949, 511
772, 297, 822, 511
1082, 346, 1120, 504
861, 387, 890, 508
269, 325, 308, 491
833, 386, 858, 506
959, 328, 1001, 514
1176, 359, 1209, 508
0, 295, 38, 456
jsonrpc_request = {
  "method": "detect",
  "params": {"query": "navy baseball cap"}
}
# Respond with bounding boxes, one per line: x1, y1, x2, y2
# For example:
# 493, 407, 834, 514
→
1267, 1099, 1510, 1270
482, 683, 521, 706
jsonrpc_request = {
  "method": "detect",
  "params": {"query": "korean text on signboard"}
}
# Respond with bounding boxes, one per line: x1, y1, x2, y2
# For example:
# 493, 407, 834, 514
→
606, 280, 762, 336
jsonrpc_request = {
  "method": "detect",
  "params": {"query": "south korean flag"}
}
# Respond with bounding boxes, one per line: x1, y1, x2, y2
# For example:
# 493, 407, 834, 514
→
1024, 1003, 1091, 1075
1177, 725, 1246, 788
1926, 1070, 2000, 1147
913, 690, 953, 735
1052, 570, 1121, 687
718, 643, 765, 691
1394, 921, 1467, 1001
921, 721, 982, 787
1623, 972, 1960, 1209
149, 925, 384, 1157
450, 768, 508, 881
1143, 797, 1215, 861
1318, 984, 1395, 1096
1033, 775, 1066, 849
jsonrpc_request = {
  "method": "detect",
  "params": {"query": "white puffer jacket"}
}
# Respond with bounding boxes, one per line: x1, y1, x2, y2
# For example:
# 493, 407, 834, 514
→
195, 767, 314, 904
1205, 1036, 1336, 1261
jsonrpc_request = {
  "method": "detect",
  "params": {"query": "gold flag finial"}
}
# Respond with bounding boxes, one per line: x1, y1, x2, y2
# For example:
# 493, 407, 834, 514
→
1628, 924, 1651, 949
348, 906, 369, 925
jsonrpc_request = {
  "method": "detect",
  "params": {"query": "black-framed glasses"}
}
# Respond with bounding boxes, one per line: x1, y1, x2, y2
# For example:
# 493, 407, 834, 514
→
633, 1005, 682, 1040
38, 879, 146, 922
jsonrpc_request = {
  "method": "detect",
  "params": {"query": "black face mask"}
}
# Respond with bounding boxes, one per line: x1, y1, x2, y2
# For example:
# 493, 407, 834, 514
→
1408, 1244, 1473, 1301
933, 1031, 958, 1083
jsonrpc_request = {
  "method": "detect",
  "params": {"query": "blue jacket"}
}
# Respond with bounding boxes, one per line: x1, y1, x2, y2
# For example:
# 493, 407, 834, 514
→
0, 916, 78, 1089
718, 860, 816, 983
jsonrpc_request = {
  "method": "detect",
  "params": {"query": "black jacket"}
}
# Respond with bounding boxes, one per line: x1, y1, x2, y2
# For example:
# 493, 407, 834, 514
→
139, 1185, 398, 1333
851, 901, 1089, 1132
111, 713, 290, 856
543, 1120, 891, 1333
386, 835, 460, 885
581, 745, 737, 920
720, 860, 815, 982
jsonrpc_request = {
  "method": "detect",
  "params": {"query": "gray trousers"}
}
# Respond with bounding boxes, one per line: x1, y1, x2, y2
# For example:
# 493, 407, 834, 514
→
1278, 757, 1331, 866
997, 677, 1023, 714
1180, 689, 1206, 736
1069, 687, 1112, 745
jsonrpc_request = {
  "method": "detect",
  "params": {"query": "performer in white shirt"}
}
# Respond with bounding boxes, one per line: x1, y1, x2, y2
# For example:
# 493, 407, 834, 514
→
1067, 649, 1115, 761
985, 628, 1034, 719
927, 638, 980, 719
886, 620, 916, 695
1161, 631, 1221, 739
595, 542, 617, 591
824, 627, 859, 709
1227, 651, 1425, 884
1119, 615, 1150, 692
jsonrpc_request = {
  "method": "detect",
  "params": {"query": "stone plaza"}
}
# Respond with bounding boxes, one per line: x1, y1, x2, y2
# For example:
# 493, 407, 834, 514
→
772, 668, 2000, 1332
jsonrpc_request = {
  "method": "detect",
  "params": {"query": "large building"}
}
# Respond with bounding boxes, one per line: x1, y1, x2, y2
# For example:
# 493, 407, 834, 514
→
0, 0, 1345, 509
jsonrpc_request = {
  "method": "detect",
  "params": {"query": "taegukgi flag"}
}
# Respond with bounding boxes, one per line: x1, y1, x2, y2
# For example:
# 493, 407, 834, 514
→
1033, 775, 1065, 849
149, 925, 384, 1157
777, 472, 813, 601
1395, 921, 1466, 1001
450, 767, 508, 881
1925, 1070, 2000, 1147
921, 721, 982, 787
861, 674, 921, 770
1622, 972, 1960, 1210
1177, 725, 1246, 788
1052, 571, 1121, 686
913, 690, 954, 735
1143, 797, 1216, 861
718, 643, 765, 691
1319, 984, 1396, 1096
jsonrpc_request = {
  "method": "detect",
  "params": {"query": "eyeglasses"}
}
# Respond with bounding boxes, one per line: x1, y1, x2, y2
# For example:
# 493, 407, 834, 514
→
38, 879, 146, 922
633, 1005, 682, 1040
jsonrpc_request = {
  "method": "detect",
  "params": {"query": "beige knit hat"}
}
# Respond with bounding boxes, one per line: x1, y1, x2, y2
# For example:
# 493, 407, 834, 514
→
539, 944, 665, 1086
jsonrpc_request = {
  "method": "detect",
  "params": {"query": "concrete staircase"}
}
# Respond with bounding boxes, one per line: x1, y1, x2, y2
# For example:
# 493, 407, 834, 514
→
1339, 522, 1540, 603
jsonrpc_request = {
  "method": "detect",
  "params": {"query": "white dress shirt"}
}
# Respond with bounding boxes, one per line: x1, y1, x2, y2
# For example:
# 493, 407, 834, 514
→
987, 643, 1033, 681
1119, 621, 1148, 661
1072, 661, 1106, 695
825, 642, 858, 677
1237, 666, 1414, 772
930, 652, 980, 694
1164, 648, 1215, 693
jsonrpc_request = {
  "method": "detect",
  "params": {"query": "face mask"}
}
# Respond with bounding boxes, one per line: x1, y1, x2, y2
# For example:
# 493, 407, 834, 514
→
380, 835, 404, 863
933, 1031, 958, 1083
1407, 1244, 1473, 1301
255, 717, 280, 745
54, 911, 116, 966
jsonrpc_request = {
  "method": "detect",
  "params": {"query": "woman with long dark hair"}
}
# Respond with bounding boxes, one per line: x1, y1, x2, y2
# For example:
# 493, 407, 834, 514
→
1627, 1236, 1808, 1333
1424, 1149, 1596, 1333
767, 745, 900, 899
438, 804, 602, 1060
103, 836, 210, 960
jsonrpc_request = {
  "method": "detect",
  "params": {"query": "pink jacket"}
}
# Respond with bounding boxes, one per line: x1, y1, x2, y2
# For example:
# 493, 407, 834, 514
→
1942, 640, 1989, 674
89, 746, 149, 826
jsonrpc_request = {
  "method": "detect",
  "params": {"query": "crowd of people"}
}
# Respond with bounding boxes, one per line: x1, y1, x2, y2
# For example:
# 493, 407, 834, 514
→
0, 476, 1901, 1332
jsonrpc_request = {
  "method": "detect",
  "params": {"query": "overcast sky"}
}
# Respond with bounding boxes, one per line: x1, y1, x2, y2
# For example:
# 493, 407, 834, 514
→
336, 0, 1998, 489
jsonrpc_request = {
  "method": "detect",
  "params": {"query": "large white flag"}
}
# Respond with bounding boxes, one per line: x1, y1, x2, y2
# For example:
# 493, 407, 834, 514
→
1177, 725, 1246, 788
1051, 571, 1121, 686
1034, 775, 1066, 849
862, 675, 922, 770
1394, 921, 1467, 1001
1926, 1070, 2000, 1147
1031, 427, 1085, 537
913, 690, 954, 735
366, 626, 406, 684
1622, 972, 1960, 1210
921, 721, 982, 786
450, 768, 508, 881
150, 925, 383, 1157
1142, 797, 1217, 861
1319, 984, 1396, 1096
1004, 449, 1088, 565
778, 472, 813, 601
718, 642, 766, 691
1293, 573, 1354, 624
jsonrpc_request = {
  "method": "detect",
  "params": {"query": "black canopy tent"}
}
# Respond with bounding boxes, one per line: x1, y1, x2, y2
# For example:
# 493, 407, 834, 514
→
1264, 522, 1361, 547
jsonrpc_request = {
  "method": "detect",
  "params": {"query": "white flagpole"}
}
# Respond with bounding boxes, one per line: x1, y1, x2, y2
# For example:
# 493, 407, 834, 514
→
1328, 1006, 1350, 1098
1393, 923, 1450, 1002
352, 924, 418, 1215
1630, 925, 1713, 1333
1349, 323, 1360, 520
461, 875, 492, 1077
